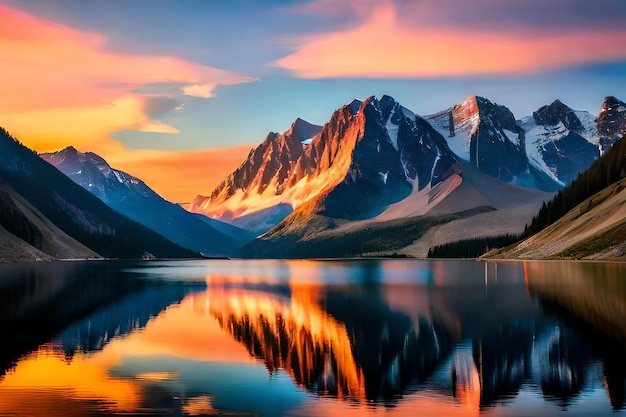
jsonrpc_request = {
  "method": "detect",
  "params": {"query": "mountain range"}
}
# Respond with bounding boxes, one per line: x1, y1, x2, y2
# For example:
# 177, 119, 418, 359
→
1, 93, 624, 261
186, 94, 626, 258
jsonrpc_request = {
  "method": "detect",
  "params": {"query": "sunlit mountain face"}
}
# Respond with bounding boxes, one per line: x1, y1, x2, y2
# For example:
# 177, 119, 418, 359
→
0, 260, 625, 416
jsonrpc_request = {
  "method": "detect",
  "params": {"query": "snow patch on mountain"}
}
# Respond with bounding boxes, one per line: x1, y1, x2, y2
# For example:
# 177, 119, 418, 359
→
573, 110, 599, 144
502, 129, 519, 145
519, 115, 566, 184
424, 97, 481, 163
386, 107, 400, 150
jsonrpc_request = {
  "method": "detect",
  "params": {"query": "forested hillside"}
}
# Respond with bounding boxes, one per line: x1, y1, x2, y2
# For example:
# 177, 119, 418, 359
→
524, 134, 626, 237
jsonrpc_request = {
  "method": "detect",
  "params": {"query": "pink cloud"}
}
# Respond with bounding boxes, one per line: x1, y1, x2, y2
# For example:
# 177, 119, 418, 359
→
273, 1, 626, 78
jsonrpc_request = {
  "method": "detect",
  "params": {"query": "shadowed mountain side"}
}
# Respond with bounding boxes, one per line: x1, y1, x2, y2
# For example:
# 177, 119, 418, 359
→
0, 128, 199, 259
0, 226, 52, 262
192, 212, 256, 242
598, 96, 626, 153
0, 179, 100, 261
41, 147, 246, 257
227, 203, 294, 235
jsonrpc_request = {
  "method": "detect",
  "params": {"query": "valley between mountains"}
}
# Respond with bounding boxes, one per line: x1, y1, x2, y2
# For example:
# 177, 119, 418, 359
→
1, 94, 625, 261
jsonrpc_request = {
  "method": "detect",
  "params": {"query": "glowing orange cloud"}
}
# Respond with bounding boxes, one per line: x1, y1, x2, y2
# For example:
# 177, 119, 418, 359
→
273, 1, 626, 78
3, 97, 178, 154
0, 4, 254, 155
109, 145, 253, 202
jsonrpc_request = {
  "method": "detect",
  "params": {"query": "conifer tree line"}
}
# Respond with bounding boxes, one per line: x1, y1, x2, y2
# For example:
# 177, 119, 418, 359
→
524, 134, 626, 237
427, 234, 522, 258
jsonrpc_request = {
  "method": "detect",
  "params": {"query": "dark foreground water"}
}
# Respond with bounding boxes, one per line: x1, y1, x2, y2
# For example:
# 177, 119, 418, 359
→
1, 259, 625, 416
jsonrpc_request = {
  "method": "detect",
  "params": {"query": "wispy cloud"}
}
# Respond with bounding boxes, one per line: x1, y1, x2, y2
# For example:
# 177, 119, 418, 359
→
273, 0, 626, 79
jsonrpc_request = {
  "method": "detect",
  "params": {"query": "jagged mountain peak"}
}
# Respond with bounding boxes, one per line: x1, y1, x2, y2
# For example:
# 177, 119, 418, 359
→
43, 145, 79, 164
62, 145, 79, 154
550, 98, 566, 107
285, 117, 322, 144
42, 147, 125, 183
187, 94, 461, 232
424, 95, 537, 186
600, 96, 626, 113
532, 99, 583, 131
347, 98, 363, 115
454, 95, 493, 113
520, 98, 599, 187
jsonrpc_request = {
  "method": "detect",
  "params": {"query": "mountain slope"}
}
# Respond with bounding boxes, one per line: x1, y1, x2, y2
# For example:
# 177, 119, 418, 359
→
491, 134, 626, 260
493, 177, 626, 260
0, 178, 99, 261
41, 147, 245, 256
0, 127, 198, 259
186, 117, 325, 233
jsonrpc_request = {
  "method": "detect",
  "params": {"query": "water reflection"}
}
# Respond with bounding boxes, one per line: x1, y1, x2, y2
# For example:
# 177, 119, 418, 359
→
525, 261, 626, 410
0, 259, 624, 416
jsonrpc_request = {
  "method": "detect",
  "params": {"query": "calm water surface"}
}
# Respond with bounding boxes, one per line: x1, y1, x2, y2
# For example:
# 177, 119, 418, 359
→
1, 259, 625, 416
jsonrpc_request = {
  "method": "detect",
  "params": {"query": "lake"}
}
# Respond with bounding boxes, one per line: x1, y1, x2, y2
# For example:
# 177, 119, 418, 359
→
0, 259, 625, 416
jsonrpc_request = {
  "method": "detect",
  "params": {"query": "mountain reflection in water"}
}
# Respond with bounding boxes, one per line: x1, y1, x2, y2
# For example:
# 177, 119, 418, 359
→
0, 259, 625, 416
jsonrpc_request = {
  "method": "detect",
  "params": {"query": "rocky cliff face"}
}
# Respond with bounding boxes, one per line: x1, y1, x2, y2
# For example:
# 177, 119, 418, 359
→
426, 96, 558, 190
521, 100, 599, 186
597, 96, 626, 153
